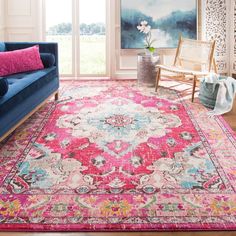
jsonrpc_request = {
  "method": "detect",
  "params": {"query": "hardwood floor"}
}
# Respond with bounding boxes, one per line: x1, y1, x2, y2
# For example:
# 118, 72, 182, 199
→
223, 98, 236, 131
159, 78, 236, 132
0, 81, 235, 236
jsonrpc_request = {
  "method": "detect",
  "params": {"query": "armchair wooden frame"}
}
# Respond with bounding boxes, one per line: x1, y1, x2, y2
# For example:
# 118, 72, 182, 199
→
155, 36, 217, 102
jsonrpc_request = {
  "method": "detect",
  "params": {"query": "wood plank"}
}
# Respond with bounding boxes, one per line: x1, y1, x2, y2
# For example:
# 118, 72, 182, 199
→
222, 96, 236, 131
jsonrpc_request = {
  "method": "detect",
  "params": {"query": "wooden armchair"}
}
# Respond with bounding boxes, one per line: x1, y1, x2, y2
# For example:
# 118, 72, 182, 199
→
155, 36, 217, 102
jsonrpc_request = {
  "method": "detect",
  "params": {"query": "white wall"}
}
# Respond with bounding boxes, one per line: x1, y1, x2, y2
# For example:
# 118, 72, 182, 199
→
0, 0, 5, 40
4, 0, 42, 42
1, 0, 201, 78
2, 0, 235, 77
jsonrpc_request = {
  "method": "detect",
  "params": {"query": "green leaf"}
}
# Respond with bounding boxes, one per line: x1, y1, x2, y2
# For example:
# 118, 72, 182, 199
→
149, 47, 155, 53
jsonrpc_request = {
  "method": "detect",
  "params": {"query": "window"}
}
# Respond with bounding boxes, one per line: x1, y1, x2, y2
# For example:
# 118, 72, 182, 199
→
44, 0, 108, 77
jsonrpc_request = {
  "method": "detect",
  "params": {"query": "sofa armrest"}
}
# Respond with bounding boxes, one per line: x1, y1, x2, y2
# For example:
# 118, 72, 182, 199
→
4, 42, 59, 76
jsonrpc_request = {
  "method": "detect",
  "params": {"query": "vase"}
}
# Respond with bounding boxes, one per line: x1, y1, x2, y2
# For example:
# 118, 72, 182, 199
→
137, 53, 160, 87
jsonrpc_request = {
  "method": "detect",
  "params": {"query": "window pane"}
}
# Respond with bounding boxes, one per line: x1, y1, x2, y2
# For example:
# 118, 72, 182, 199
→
45, 0, 73, 75
79, 0, 106, 75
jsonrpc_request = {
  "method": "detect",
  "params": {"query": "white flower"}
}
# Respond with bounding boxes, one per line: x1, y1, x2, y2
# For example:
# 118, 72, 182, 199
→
137, 25, 142, 30
143, 25, 151, 34
137, 21, 156, 52
137, 25, 145, 33
140, 20, 148, 26
137, 22, 151, 34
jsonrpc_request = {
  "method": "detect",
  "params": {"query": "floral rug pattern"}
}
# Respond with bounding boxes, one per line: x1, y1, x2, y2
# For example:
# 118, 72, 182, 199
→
0, 81, 236, 231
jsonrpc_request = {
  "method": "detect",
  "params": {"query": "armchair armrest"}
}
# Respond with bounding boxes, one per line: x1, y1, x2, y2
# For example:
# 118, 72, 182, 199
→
4, 42, 59, 76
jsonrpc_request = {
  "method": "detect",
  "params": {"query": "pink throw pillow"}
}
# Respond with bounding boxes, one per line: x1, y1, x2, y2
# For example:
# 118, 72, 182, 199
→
0, 45, 44, 76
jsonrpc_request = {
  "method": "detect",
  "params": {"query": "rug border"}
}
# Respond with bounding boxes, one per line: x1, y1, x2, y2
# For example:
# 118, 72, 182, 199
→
0, 222, 236, 232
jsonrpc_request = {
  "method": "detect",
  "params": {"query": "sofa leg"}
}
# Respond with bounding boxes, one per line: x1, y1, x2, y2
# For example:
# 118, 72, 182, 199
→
55, 92, 59, 101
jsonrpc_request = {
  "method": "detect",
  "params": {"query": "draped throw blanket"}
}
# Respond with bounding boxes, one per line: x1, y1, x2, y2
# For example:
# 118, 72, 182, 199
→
200, 73, 236, 115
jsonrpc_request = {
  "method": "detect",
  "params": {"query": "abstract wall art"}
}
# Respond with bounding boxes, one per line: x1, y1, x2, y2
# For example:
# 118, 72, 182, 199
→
121, 0, 197, 49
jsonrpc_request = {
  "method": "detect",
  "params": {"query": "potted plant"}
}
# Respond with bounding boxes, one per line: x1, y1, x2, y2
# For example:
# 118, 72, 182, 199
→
137, 21, 156, 55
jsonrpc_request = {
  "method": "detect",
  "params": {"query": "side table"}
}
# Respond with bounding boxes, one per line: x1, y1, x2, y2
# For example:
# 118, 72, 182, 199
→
137, 53, 160, 87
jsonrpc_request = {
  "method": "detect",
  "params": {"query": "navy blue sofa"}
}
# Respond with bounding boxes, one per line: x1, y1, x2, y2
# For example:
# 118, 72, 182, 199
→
0, 42, 59, 142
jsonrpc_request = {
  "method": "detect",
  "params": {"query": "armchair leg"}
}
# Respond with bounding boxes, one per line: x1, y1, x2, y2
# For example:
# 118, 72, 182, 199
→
213, 58, 217, 73
155, 68, 161, 92
191, 75, 197, 102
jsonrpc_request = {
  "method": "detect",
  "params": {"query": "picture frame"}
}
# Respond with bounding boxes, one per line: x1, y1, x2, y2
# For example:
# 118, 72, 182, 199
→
120, 0, 199, 49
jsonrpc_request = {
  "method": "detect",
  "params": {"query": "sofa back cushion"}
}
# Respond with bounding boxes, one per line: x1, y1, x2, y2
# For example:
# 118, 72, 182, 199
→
0, 42, 5, 52
0, 77, 9, 97
0, 45, 44, 77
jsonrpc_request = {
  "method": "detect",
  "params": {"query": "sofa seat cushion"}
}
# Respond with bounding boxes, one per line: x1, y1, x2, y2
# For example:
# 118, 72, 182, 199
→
0, 66, 57, 114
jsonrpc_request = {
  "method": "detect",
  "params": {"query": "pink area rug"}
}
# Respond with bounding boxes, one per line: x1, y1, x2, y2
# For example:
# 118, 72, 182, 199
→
0, 80, 236, 231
